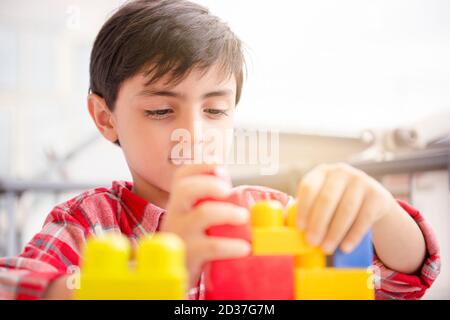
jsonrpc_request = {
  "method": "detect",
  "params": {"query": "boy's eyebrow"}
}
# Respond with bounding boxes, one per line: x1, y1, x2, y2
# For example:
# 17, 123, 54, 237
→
136, 88, 234, 99
202, 89, 234, 99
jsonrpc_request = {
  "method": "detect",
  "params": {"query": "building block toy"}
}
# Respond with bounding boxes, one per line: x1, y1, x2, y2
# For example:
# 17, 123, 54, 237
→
205, 200, 295, 299
205, 223, 252, 243
75, 195, 375, 300
294, 248, 327, 269
333, 231, 374, 268
204, 200, 375, 300
204, 255, 295, 300
253, 202, 371, 267
294, 268, 375, 300
251, 201, 316, 256
75, 232, 187, 300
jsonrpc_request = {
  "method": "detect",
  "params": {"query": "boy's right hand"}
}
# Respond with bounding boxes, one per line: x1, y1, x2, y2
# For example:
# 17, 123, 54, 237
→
159, 164, 251, 289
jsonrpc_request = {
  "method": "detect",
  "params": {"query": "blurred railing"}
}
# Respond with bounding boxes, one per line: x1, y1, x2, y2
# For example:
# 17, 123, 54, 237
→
232, 147, 450, 195
0, 179, 106, 257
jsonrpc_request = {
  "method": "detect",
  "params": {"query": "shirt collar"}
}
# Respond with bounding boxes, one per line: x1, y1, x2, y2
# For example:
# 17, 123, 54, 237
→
111, 180, 166, 234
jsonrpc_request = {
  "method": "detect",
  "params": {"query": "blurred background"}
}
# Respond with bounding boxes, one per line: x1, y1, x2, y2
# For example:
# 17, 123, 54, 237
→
0, 0, 449, 299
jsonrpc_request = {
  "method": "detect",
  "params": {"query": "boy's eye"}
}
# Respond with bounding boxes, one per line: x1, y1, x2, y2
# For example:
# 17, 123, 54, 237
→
204, 108, 229, 118
145, 109, 174, 119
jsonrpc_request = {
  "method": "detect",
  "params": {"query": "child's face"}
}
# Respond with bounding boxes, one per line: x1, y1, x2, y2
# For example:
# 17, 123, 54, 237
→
110, 64, 237, 197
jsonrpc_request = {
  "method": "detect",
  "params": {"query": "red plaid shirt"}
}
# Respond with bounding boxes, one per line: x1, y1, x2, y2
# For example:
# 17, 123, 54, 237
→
0, 181, 441, 300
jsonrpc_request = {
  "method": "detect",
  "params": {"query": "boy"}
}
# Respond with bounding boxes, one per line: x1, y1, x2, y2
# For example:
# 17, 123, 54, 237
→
0, 0, 440, 300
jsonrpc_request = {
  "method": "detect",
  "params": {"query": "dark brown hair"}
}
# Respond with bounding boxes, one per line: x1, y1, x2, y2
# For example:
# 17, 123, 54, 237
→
89, 0, 246, 121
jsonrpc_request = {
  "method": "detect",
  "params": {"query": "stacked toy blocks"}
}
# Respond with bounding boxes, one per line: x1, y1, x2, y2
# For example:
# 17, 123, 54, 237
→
204, 200, 375, 300
75, 232, 187, 300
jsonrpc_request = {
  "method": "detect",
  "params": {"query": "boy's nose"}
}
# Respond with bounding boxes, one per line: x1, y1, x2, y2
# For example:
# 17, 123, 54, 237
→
170, 118, 208, 162
182, 116, 206, 145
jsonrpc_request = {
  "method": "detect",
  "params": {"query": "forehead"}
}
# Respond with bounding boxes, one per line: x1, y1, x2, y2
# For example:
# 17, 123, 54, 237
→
127, 64, 237, 95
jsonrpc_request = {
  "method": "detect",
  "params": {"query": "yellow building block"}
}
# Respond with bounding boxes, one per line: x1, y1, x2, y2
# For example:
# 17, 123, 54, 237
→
250, 200, 284, 227
252, 228, 316, 255
250, 201, 317, 256
285, 201, 300, 228
294, 248, 326, 269
294, 268, 375, 300
75, 232, 187, 300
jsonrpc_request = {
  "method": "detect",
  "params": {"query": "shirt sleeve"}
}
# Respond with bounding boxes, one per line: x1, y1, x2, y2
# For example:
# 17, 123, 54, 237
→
373, 200, 441, 300
0, 205, 88, 300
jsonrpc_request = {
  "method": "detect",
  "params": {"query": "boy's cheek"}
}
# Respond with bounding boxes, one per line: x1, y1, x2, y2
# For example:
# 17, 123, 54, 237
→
125, 141, 170, 171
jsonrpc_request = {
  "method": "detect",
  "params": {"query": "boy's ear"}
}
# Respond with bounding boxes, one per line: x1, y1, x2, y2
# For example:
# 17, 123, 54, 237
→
87, 94, 118, 143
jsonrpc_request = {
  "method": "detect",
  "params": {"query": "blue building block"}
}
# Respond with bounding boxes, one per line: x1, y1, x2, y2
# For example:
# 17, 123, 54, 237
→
334, 231, 373, 268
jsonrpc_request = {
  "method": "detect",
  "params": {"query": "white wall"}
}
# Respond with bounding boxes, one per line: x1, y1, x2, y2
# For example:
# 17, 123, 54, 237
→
196, 0, 450, 134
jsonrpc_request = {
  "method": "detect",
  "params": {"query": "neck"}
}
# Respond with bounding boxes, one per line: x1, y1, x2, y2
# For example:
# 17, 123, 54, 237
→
130, 173, 169, 210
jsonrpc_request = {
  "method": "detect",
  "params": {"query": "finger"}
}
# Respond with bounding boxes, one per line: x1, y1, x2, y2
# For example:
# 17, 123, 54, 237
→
198, 236, 251, 261
170, 175, 232, 212
305, 169, 349, 246
321, 177, 366, 254
296, 164, 328, 229
340, 192, 380, 253
192, 202, 249, 230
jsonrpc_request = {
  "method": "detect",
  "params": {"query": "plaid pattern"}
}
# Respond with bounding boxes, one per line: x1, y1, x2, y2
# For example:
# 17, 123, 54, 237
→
0, 181, 441, 300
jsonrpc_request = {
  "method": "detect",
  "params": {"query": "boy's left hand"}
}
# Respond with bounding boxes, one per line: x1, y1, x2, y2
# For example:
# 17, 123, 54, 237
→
296, 162, 401, 254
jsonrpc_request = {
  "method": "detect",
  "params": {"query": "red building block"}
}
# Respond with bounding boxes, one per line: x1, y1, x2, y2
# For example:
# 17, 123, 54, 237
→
204, 255, 294, 300
197, 192, 293, 299
205, 223, 252, 243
